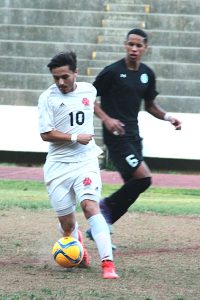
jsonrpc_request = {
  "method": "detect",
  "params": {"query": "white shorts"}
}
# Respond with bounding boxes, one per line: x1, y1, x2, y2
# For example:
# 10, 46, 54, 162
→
43, 158, 102, 216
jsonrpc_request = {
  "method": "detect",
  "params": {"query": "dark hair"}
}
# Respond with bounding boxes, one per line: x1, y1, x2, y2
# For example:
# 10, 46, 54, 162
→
47, 51, 77, 71
126, 28, 148, 43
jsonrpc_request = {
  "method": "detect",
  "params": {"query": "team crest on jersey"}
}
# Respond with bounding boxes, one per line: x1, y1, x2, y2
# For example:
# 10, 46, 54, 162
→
83, 177, 92, 185
82, 98, 90, 106
140, 73, 148, 84
120, 73, 127, 78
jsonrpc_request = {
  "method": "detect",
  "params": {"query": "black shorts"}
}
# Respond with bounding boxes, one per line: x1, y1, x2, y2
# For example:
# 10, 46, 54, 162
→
105, 135, 143, 182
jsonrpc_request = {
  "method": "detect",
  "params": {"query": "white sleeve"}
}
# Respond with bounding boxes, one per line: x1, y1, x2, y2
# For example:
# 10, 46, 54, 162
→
38, 93, 54, 134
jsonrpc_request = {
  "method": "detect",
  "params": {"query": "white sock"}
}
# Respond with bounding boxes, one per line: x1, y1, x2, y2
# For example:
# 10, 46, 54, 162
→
58, 222, 65, 235
70, 222, 79, 240
88, 214, 113, 261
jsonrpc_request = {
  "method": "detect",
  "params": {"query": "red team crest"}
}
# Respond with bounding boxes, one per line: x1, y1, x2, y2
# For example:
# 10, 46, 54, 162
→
83, 177, 92, 185
82, 98, 90, 106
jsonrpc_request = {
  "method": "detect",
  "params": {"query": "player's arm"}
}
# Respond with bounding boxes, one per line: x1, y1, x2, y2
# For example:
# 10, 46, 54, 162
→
93, 67, 125, 135
40, 130, 93, 145
144, 99, 182, 130
94, 102, 125, 135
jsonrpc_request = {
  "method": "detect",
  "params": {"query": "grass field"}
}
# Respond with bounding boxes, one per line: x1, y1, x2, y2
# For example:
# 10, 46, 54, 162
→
0, 179, 200, 300
0, 179, 200, 215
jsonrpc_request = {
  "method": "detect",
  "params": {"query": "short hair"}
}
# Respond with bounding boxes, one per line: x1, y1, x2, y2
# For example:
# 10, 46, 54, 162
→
126, 28, 148, 44
47, 51, 77, 71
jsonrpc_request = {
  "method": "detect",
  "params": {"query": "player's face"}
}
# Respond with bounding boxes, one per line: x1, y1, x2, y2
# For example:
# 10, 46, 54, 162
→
51, 65, 77, 94
124, 34, 147, 62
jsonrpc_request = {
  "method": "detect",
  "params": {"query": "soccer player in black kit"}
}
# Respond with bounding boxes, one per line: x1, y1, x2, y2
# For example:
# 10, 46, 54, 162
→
86, 28, 182, 241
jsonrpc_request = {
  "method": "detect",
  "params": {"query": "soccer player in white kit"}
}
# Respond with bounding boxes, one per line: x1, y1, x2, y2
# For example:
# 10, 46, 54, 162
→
38, 51, 118, 279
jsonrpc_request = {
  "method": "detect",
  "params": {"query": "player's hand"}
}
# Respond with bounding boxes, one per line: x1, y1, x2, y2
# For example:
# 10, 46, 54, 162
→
104, 117, 125, 136
77, 134, 94, 145
170, 117, 182, 130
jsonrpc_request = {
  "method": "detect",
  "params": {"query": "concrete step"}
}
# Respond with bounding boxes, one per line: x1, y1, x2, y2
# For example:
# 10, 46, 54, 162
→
1, 0, 199, 12
0, 72, 199, 97
0, 88, 199, 113
101, 18, 145, 29
0, 0, 106, 10
0, 0, 149, 13
78, 76, 200, 98
104, 3, 150, 13
1, 8, 200, 32
0, 8, 104, 27
0, 25, 100, 43
0, 39, 197, 64
2, 24, 200, 48
1, 0, 200, 14
107, 0, 200, 14
91, 46, 199, 63
0, 56, 104, 74
142, 13, 200, 31
96, 30, 200, 47
9, 56, 200, 80
0, 40, 100, 59
103, 12, 200, 32
157, 79, 200, 98
0, 88, 42, 106
156, 95, 200, 114
149, 0, 200, 15
86, 62, 200, 80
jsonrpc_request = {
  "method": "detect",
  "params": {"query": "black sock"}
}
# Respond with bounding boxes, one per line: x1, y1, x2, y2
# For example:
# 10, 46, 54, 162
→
105, 177, 151, 224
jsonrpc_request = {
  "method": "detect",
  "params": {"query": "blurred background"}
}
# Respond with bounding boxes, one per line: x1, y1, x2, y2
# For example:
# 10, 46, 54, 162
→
0, 0, 199, 171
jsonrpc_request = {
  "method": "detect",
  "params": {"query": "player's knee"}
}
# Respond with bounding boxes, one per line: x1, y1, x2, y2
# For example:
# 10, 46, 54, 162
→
140, 176, 152, 193
126, 176, 151, 195
81, 199, 99, 219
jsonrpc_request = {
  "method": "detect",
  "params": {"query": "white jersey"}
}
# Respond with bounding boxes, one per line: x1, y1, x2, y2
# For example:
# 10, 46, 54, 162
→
38, 82, 102, 162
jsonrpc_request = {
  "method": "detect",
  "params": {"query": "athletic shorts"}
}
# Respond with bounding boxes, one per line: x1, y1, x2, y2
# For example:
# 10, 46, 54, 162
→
105, 135, 143, 182
43, 158, 102, 216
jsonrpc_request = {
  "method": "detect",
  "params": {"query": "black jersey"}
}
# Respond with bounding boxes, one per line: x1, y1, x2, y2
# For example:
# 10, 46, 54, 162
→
93, 58, 158, 137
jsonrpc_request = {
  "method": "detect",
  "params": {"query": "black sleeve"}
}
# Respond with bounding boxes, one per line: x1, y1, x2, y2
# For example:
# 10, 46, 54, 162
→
144, 69, 159, 101
93, 66, 114, 96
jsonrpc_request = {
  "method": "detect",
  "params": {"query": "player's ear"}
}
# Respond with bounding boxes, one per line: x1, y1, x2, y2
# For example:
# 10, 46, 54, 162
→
73, 69, 78, 80
124, 40, 128, 51
144, 44, 148, 53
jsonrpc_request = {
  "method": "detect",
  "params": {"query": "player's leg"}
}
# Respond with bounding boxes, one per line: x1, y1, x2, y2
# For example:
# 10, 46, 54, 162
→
81, 199, 118, 278
44, 161, 77, 232
75, 159, 119, 279
58, 212, 90, 268
44, 161, 90, 268
58, 213, 76, 236
102, 162, 151, 224
100, 138, 152, 224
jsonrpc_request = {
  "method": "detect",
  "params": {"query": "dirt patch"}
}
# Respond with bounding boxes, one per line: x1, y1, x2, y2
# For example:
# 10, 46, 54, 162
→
1, 209, 200, 299
1, 166, 200, 189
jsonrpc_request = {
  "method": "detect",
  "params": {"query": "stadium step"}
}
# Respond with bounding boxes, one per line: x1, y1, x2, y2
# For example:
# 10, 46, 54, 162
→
2, 8, 200, 32
0, 0, 200, 150
104, 3, 150, 13
2, 25, 200, 48
86, 62, 200, 80
96, 30, 200, 47
90, 46, 199, 64
1, 89, 199, 114
0, 72, 199, 98
0, 0, 107, 10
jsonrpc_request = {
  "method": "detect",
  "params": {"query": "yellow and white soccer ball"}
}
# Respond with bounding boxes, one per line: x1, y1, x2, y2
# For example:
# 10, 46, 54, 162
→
52, 236, 83, 268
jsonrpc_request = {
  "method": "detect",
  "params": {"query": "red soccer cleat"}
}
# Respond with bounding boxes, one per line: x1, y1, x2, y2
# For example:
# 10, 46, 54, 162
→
102, 260, 119, 279
77, 229, 90, 268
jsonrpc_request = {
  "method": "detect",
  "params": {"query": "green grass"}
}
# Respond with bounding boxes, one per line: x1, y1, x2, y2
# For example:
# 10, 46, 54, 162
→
0, 179, 200, 215
0, 180, 50, 210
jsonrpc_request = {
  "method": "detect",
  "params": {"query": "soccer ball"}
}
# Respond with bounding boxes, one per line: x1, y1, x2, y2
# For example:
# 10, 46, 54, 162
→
52, 236, 84, 268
